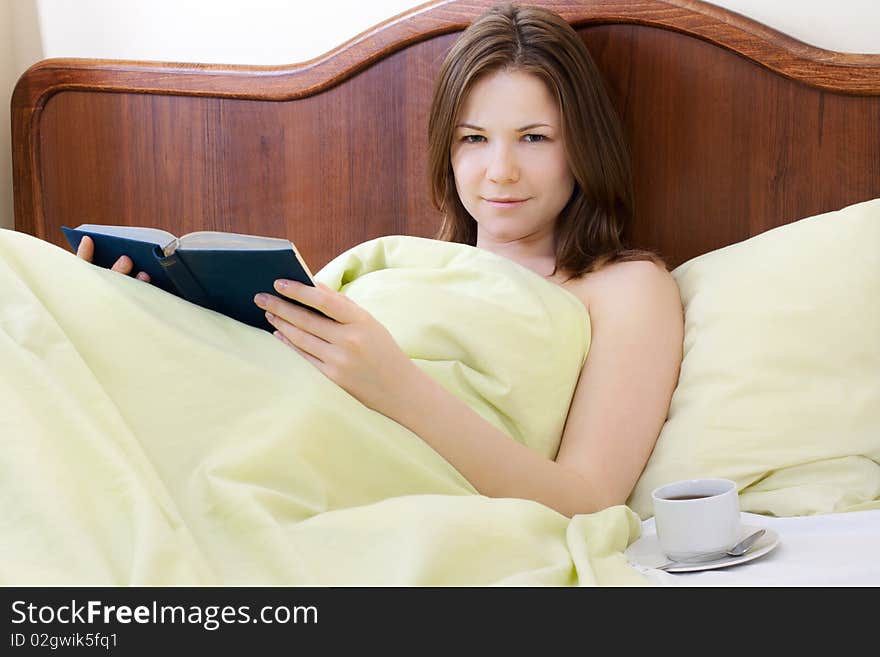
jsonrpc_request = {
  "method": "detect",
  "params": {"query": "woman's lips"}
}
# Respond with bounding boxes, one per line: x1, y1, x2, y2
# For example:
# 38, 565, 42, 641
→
483, 198, 529, 208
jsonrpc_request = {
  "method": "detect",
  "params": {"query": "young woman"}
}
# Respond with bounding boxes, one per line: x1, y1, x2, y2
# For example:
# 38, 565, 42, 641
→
76, 3, 683, 518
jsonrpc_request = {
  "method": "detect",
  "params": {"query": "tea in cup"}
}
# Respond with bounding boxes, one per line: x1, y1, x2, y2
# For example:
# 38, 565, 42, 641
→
651, 478, 741, 562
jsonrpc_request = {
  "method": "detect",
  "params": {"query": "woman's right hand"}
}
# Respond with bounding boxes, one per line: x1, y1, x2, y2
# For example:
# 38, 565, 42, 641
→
76, 235, 152, 283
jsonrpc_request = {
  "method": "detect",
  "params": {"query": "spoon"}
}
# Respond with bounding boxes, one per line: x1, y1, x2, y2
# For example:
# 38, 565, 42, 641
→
656, 529, 766, 571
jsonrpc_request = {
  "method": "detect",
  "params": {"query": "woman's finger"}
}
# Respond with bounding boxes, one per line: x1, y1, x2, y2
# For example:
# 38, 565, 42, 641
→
255, 293, 341, 343
265, 311, 333, 363
75, 237, 145, 280
110, 255, 134, 275
272, 280, 360, 324
274, 331, 324, 368
75, 236, 94, 262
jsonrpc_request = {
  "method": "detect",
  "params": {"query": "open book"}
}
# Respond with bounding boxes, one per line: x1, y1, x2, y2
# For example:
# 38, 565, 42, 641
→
62, 224, 321, 330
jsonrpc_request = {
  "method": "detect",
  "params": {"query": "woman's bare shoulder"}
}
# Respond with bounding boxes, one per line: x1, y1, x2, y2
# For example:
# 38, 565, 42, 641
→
562, 259, 679, 316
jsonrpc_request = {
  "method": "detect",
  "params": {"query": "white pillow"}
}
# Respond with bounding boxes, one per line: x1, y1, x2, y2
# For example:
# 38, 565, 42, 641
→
627, 198, 880, 519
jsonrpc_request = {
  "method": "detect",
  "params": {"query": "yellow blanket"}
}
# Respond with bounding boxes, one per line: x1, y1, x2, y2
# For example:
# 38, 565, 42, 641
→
0, 229, 647, 585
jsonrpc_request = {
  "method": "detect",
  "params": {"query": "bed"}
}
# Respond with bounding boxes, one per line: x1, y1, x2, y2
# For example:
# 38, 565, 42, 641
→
7, 0, 880, 586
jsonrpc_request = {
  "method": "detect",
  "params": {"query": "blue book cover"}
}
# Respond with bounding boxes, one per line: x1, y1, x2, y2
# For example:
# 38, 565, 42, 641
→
62, 225, 322, 331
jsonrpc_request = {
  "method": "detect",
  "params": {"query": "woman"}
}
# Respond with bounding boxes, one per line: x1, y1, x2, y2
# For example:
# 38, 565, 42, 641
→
76, 3, 683, 519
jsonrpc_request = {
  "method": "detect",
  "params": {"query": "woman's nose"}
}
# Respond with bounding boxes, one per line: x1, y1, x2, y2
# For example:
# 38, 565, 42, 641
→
487, 144, 519, 183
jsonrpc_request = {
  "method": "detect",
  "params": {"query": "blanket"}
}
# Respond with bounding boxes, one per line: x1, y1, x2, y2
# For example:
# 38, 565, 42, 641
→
0, 229, 647, 585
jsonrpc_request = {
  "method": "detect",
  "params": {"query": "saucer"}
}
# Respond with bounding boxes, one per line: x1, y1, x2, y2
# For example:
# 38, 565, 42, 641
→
625, 524, 780, 573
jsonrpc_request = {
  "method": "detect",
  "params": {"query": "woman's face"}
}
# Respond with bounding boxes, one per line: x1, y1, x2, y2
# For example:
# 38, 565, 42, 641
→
450, 69, 575, 245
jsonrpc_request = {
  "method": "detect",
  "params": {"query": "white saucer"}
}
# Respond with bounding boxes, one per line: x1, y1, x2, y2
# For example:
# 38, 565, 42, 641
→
625, 524, 780, 573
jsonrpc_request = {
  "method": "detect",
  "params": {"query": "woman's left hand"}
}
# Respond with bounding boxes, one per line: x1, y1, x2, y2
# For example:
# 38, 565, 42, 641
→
254, 279, 417, 416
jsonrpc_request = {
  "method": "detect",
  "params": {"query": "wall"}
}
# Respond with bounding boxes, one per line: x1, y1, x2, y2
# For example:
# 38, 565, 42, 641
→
30, 0, 880, 64
1, 0, 13, 232
33, 0, 419, 66
709, 0, 879, 53
3, 0, 879, 231
3, 0, 43, 231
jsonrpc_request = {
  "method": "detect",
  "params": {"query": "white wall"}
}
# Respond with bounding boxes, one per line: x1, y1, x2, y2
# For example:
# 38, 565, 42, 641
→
3, 0, 879, 231
33, 0, 420, 66
3, 0, 44, 232
30, 0, 880, 65
1, 0, 14, 233
709, 0, 879, 54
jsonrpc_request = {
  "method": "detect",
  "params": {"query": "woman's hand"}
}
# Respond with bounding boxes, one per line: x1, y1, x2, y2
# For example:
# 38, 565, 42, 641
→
76, 235, 152, 283
254, 280, 417, 416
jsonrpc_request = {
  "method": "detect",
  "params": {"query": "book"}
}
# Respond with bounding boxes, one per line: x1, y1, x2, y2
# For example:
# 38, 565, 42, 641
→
62, 224, 323, 331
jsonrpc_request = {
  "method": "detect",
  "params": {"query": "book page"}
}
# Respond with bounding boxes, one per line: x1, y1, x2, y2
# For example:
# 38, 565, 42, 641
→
76, 224, 177, 248
178, 231, 292, 252
177, 231, 315, 280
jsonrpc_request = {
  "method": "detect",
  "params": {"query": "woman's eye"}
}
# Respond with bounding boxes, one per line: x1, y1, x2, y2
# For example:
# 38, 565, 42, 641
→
459, 134, 547, 144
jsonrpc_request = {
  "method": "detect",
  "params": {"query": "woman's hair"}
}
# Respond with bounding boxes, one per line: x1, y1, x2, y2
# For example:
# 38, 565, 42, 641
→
428, 2, 663, 279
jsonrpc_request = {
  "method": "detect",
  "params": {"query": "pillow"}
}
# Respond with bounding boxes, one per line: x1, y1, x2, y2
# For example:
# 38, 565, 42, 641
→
627, 198, 880, 519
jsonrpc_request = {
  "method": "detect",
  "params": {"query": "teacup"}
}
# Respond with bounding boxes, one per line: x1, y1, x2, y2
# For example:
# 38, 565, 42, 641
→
651, 478, 741, 562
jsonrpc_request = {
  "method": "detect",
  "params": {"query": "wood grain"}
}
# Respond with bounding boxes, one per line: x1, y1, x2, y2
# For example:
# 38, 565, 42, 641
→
12, 0, 880, 271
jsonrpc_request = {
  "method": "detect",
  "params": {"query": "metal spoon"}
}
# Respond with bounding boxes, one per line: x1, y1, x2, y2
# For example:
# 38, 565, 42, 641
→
656, 529, 766, 571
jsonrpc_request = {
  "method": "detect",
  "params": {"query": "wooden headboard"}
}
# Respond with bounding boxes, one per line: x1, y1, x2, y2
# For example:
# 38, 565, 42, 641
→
11, 0, 880, 271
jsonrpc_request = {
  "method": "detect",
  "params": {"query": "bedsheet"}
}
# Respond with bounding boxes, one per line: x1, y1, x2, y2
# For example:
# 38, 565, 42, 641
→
0, 229, 648, 586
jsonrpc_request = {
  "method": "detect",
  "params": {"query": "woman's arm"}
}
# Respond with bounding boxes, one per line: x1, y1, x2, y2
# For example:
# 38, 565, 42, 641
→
388, 359, 610, 516
552, 260, 684, 511
256, 261, 683, 518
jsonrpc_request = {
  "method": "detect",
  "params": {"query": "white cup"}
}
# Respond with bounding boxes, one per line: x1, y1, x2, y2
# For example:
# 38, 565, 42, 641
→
651, 478, 741, 562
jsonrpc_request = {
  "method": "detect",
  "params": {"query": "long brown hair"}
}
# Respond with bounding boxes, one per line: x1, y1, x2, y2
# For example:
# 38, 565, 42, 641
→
428, 2, 662, 279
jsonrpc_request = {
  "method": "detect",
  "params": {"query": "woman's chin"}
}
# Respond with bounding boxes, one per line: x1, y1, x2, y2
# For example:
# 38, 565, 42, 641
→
475, 221, 544, 245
